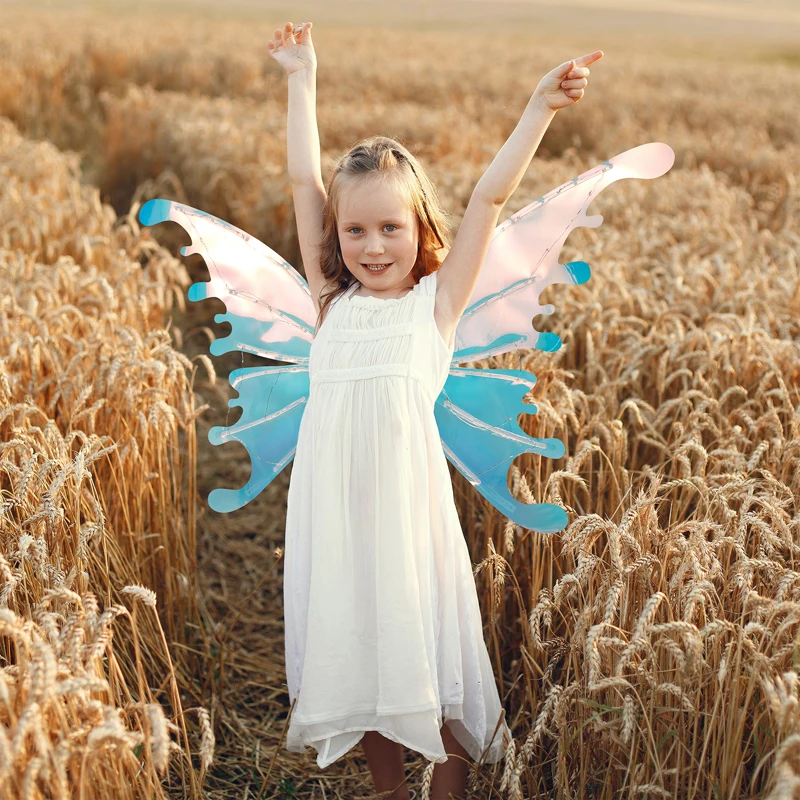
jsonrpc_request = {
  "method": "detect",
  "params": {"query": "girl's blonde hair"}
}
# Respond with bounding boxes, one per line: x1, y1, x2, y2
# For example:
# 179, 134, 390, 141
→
314, 136, 451, 334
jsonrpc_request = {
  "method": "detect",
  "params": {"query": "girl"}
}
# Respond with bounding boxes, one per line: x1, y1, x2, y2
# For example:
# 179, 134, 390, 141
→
268, 21, 601, 800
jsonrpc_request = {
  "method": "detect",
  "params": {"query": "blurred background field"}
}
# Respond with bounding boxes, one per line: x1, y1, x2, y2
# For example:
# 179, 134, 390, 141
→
1, 1, 799, 798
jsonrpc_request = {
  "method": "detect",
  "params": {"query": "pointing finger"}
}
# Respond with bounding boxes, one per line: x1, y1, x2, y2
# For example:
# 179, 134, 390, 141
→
574, 50, 604, 67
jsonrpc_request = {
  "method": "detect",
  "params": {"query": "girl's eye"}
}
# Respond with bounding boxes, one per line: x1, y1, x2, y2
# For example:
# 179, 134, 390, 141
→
345, 225, 398, 234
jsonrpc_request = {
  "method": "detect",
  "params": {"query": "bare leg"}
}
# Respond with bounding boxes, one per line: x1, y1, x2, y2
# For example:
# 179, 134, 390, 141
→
360, 730, 411, 800
430, 722, 472, 800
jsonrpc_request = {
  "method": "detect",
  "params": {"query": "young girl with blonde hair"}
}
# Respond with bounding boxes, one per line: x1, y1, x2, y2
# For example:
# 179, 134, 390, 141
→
267, 20, 602, 800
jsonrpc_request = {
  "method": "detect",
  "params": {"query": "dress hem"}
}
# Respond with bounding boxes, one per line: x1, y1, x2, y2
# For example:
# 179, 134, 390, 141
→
290, 699, 441, 725
286, 704, 511, 769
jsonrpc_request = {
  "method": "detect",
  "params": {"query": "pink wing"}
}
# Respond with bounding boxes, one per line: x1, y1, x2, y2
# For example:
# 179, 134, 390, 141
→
452, 143, 675, 363
139, 199, 316, 363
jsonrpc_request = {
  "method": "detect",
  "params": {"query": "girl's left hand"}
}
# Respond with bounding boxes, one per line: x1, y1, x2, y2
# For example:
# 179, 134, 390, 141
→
534, 51, 604, 112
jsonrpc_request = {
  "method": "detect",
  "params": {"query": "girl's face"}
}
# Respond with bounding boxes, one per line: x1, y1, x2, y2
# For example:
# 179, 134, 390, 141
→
337, 176, 419, 293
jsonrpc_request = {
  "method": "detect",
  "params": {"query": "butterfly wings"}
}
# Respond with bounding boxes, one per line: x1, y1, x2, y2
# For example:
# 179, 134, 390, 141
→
138, 199, 315, 512
434, 368, 568, 533
139, 142, 674, 526
207, 364, 310, 512
139, 199, 316, 363
437, 143, 675, 532
453, 143, 675, 361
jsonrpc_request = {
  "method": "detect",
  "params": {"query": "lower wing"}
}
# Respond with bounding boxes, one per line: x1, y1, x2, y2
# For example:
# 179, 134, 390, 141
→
434, 367, 568, 533
207, 364, 309, 513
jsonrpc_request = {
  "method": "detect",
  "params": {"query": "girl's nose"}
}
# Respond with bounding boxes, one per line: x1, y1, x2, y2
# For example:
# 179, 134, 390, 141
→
364, 237, 384, 255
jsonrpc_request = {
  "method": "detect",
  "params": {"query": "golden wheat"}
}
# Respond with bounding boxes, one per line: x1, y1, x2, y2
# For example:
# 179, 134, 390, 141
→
0, 115, 212, 797
1, 5, 799, 798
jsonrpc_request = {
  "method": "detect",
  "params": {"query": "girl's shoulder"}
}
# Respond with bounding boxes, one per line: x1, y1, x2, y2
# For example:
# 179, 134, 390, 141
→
416, 270, 439, 297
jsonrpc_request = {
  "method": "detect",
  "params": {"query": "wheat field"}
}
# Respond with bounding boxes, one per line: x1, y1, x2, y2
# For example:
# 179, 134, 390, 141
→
1, 2, 799, 798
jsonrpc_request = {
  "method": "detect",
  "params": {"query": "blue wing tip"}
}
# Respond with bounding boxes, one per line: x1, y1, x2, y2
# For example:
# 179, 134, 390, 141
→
536, 332, 562, 353
536, 505, 569, 534
138, 198, 171, 227
208, 488, 241, 514
209, 338, 230, 357
187, 282, 208, 302
509, 502, 568, 534
565, 260, 591, 285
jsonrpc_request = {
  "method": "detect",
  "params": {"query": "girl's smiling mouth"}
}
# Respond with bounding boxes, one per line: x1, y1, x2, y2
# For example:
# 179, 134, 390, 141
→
362, 263, 393, 273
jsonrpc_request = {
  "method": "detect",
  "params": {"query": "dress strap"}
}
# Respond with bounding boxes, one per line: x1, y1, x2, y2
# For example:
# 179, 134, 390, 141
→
416, 270, 438, 297
332, 282, 359, 305
343, 282, 361, 300
326, 281, 359, 310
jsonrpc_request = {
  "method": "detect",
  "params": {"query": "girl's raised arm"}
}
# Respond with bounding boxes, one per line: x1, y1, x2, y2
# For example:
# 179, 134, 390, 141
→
267, 22, 328, 314
435, 51, 604, 342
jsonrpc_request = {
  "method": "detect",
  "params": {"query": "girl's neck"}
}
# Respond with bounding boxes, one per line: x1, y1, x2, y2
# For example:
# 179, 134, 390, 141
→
353, 280, 415, 300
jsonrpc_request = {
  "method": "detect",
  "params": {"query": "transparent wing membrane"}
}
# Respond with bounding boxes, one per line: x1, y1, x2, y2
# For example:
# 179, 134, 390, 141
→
434, 368, 568, 533
138, 199, 315, 511
438, 143, 675, 532
452, 143, 675, 362
208, 365, 310, 513
140, 199, 315, 363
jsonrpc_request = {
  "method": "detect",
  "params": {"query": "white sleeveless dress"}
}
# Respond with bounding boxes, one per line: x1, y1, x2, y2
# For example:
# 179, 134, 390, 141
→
283, 270, 512, 768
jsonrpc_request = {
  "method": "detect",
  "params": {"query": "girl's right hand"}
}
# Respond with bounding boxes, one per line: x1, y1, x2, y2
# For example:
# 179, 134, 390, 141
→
267, 21, 317, 75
